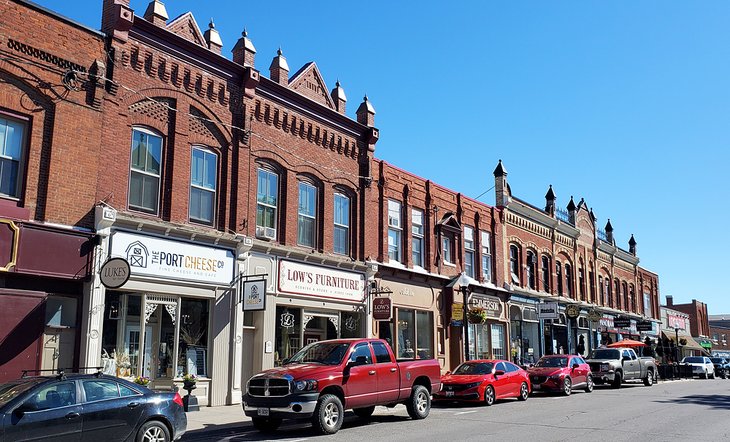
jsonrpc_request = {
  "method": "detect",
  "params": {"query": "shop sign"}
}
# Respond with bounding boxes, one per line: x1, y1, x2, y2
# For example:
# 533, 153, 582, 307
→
587, 309, 602, 322
373, 297, 392, 321
242, 279, 266, 311
538, 302, 559, 320
636, 321, 653, 332
452, 302, 464, 326
278, 260, 365, 302
469, 295, 503, 319
99, 257, 131, 289
667, 314, 686, 330
565, 304, 581, 319
600, 316, 614, 328
110, 231, 235, 285
614, 317, 632, 329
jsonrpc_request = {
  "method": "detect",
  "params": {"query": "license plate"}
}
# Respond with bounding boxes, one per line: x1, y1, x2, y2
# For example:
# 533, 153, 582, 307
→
257, 408, 270, 416
445, 391, 454, 397
532, 384, 540, 390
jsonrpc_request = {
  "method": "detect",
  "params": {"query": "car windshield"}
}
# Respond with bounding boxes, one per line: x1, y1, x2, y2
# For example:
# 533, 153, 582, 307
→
453, 362, 494, 375
683, 357, 705, 363
589, 349, 621, 359
0, 380, 41, 408
536, 357, 568, 368
287, 342, 351, 365
710, 358, 725, 364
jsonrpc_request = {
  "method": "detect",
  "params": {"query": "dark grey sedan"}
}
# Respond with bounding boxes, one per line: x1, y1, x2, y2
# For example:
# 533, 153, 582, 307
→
0, 373, 186, 442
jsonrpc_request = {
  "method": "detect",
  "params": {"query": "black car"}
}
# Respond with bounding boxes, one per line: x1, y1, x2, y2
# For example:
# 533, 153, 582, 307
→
0, 372, 186, 442
710, 358, 730, 379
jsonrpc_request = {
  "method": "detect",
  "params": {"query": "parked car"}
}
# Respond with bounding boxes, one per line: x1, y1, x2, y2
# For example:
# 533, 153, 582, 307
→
682, 356, 716, 379
527, 355, 593, 395
433, 360, 530, 406
0, 372, 186, 442
709, 358, 729, 379
586, 347, 657, 388
243, 338, 441, 435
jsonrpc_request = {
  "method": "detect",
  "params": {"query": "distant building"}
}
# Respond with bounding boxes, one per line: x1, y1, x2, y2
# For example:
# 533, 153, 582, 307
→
661, 296, 712, 355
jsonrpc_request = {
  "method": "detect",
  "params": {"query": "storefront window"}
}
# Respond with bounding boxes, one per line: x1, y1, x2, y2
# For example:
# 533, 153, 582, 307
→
275, 307, 301, 366
491, 324, 505, 360
416, 311, 433, 359
341, 312, 363, 339
124, 295, 142, 378
395, 309, 434, 360
178, 299, 209, 377
397, 310, 416, 359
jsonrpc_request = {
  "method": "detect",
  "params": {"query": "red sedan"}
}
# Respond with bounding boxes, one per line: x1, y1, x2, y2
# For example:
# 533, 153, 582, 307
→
527, 354, 594, 395
433, 360, 530, 406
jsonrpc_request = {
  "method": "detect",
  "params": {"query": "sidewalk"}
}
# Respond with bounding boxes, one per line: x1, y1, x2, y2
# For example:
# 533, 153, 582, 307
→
185, 404, 251, 432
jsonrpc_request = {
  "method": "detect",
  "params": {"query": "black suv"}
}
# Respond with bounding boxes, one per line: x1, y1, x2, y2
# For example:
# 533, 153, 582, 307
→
0, 372, 186, 442
710, 358, 729, 379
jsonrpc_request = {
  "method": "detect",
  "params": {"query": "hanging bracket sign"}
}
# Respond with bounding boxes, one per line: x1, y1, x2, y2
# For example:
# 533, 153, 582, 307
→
99, 257, 131, 289
373, 297, 392, 321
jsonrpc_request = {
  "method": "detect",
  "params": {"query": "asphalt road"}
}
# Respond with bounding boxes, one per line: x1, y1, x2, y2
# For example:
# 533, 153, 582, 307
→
181, 378, 730, 442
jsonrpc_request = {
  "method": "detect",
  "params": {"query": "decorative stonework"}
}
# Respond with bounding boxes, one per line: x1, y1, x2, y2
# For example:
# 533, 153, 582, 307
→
506, 212, 551, 240
129, 97, 173, 124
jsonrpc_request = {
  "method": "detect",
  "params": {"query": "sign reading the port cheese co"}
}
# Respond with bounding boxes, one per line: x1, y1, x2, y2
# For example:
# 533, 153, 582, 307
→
278, 259, 365, 302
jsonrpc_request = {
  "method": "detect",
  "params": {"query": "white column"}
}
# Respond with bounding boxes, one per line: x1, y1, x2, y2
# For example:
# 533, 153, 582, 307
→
79, 234, 109, 372
228, 261, 245, 404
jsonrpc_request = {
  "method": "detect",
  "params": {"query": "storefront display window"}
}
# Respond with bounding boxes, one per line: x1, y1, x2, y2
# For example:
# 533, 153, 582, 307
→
391, 309, 434, 360
275, 307, 301, 366
178, 299, 208, 377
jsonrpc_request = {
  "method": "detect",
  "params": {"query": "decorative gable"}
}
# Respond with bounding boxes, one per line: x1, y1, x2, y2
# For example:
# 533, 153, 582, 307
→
288, 62, 334, 109
437, 212, 462, 233
166, 12, 206, 47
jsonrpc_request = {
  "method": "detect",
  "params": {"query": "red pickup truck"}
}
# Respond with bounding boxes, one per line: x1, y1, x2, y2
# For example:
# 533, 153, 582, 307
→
243, 338, 441, 435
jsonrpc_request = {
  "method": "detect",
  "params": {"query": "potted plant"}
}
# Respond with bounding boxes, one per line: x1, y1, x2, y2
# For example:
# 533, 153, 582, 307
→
133, 375, 150, 386
467, 308, 488, 324
182, 373, 198, 390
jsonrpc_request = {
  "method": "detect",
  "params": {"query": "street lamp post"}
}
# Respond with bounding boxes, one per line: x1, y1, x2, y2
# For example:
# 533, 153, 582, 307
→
456, 273, 472, 363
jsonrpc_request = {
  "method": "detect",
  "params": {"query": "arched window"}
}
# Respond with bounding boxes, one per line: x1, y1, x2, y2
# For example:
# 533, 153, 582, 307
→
615, 280, 621, 309
541, 255, 551, 292
297, 180, 318, 248
606, 279, 612, 307
578, 267, 585, 301
129, 127, 163, 215
509, 245, 520, 284
565, 263, 573, 298
623, 282, 629, 312
556, 262, 563, 295
526, 251, 536, 289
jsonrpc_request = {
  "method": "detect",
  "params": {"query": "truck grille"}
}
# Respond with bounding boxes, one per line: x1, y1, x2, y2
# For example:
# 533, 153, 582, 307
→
530, 375, 547, 384
248, 377, 291, 397
589, 363, 602, 372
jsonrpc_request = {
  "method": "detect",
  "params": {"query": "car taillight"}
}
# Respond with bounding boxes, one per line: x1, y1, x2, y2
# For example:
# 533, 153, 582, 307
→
173, 392, 184, 408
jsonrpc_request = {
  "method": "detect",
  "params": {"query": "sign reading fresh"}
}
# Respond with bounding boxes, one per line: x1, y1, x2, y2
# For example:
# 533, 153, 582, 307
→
278, 260, 365, 302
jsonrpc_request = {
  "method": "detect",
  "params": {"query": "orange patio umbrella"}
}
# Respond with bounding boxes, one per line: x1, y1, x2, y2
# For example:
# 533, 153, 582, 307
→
607, 339, 646, 348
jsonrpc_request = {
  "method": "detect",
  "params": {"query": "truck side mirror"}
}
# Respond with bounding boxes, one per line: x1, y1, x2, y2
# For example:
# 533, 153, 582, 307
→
347, 356, 368, 368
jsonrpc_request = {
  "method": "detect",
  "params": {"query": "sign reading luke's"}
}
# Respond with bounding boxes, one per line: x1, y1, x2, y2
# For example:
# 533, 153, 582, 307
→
278, 260, 365, 302
99, 257, 131, 288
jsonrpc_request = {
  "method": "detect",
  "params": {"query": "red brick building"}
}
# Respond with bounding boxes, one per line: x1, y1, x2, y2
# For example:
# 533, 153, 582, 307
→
0, 0, 105, 382
709, 315, 730, 358
664, 296, 711, 354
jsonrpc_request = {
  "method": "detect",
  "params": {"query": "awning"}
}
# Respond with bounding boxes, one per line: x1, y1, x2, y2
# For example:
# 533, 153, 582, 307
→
699, 339, 713, 350
661, 331, 705, 352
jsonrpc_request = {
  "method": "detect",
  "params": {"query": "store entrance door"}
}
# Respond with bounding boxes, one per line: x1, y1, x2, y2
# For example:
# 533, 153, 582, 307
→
41, 328, 74, 373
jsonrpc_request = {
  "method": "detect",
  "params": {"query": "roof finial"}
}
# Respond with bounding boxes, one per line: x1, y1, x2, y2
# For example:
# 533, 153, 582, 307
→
277, 47, 283, 56
209, 18, 215, 29
336, 79, 341, 88
242, 28, 248, 38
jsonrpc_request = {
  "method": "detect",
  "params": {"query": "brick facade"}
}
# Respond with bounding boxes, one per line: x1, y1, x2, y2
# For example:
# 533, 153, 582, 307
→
666, 296, 710, 338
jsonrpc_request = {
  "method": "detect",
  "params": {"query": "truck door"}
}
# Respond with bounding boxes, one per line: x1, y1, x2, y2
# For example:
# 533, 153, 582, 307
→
372, 341, 400, 403
343, 343, 378, 409
622, 350, 637, 378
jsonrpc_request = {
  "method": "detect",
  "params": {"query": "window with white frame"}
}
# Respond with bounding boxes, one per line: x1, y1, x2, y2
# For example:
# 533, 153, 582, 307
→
565, 263, 573, 298
480, 231, 492, 283
333, 193, 350, 255
387, 200, 402, 262
411, 208, 424, 267
442, 235, 453, 264
464, 226, 475, 277
129, 127, 163, 214
542, 255, 551, 292
526, 251, 536, 289
643, 292, 651, 316
297, 181, 317, 247
0, 115, 26, 199
256, 168, 278, 239
509, 245, 520, 284
189, 147, 217, 224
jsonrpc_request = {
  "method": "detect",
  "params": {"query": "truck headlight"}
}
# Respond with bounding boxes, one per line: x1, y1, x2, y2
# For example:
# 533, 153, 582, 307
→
295, 380, 318, 391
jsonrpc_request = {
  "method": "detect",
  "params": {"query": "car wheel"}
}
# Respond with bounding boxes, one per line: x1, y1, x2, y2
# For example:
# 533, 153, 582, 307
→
252, 417, 282, 433
611, 371, 622, 389
406, 385, 431, 420
136, 420, 170, 442
722, 371, 728, 379
518, 382, 529, 401
701, 370, 707, 379
709, 371, 715, 380
484, 385, 495, 406
585, 374, 594, 393
353, 406, 376, 418
643, 370, 654, 387
312, 394, 344, 435
562, 377, 572, 396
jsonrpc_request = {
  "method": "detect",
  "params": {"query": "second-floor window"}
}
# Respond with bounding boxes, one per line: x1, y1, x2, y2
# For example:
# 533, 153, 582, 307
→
556, 262, 563, 295
256, 168, 278, 239
189, 147, 217, 225
411, 209, 424, 267
0, 115, 26, 199
509, 245, 520, 284
333, 193, 350, 255
388, 200, 402, 262
565, 264, 573, 298
526, 251, 536, 289
542, 255, 551, 292
464, 226, 475, 277
297, 181, 317, 247
480, 231, 492, 283
589, 271, 595, 303
643, 292, 651, 316
129, 127, 162, 214
579, 268, 585, 301
442, 235, 453, 264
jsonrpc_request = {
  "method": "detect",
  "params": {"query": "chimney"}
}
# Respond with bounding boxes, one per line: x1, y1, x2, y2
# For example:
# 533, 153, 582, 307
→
629, 234, 637, 255
331, 80, 347, 115
666, 295, 673, 306
493, 160, 508, 207
102, 0, 134, 42
605, 219, 614, 244
143, 0, 168, 27
269, 48, 289, 85
567, 196, 576, 224
232, 28, 256, 66
545, 185, 556, 216
204, 19, 223, 54
356, 95, 376, 126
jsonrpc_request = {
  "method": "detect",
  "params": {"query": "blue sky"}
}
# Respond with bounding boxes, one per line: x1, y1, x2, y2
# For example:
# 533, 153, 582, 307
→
37, 1, 730, 313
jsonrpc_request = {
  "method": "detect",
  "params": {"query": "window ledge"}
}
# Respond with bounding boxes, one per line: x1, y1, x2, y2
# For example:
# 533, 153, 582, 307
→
443, 262, 456, 268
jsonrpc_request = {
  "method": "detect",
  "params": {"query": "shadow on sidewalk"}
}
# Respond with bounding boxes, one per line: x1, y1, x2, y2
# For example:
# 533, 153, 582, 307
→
654, 394, 730, 411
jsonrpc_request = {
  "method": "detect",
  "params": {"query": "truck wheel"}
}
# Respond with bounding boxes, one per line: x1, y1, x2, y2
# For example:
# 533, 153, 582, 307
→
483, 385, 495, 406
252, 417, 282, 433
611, 371, 622, 389
312, 394, 344, 435
643, 370, 654, 386
518, 382, 529, 401
585, 375, 594, 393
353, 406, 376, 418
406, 385, 430, 420
562, 377, 572, 396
